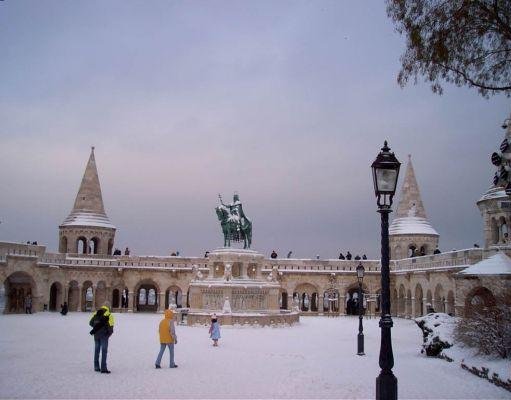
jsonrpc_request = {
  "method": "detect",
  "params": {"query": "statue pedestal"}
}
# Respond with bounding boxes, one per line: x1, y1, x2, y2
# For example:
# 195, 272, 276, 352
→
187, 248, 299, 326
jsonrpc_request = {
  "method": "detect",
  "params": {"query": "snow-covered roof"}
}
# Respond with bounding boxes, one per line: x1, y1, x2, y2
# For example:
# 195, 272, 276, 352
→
389, 216, 439, 236
477, 186, 508, 203
458, 252, 511, 275
60, 211, 116, 229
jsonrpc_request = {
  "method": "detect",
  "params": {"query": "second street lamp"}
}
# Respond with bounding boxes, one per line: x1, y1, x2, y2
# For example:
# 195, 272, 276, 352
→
357, 262, 365, 356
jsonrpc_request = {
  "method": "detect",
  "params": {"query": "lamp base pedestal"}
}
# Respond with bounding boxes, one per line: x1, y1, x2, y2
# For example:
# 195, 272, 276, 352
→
376, 370, 397, 400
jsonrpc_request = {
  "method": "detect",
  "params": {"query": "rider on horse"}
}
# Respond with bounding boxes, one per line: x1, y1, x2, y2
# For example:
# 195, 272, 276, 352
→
217, 192, 252, 248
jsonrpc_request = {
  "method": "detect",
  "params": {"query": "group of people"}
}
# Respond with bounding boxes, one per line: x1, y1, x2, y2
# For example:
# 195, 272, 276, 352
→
269, 250, 367, 260
338, 251, 367, 260
113, 247, 131, 256
88, 303, 221, 374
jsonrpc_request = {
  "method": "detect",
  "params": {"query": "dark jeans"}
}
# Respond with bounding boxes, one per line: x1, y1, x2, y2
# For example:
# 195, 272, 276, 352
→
94, 336, 109, 371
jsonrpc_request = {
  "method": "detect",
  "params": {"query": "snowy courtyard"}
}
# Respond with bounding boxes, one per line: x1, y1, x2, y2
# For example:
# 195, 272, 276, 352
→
0, 313, 508, 399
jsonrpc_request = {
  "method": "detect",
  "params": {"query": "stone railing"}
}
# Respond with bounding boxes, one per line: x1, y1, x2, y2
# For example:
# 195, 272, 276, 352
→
38, 254, 208, 270
263, 259, 381, 273
391, 248, 484, 272
0, 241, 46, 258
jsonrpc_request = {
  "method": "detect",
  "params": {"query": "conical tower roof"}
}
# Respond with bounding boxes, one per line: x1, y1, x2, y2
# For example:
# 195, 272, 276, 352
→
389, 155, 438, 236
60, 147, 115, 229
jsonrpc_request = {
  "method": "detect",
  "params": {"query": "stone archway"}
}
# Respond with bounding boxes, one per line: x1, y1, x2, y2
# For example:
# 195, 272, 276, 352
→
446, 290, 455, 315
434, 284, 445, 313
136, 280, 160, 312
4, 272, 37, 313
165, 285, 183, 309
414, 284, 424, 317
59, 236, 68, 253
279, 289, 288, 310
90, 237, 100, 255
294, 283, 318, 313
112, 288, 120, 309
465, 286, 496, 316
346, 284, 368, 316
426, 289, 433, 313
49, 281, 63, 311
323, 288, 339, 313
82, 281, 94, 312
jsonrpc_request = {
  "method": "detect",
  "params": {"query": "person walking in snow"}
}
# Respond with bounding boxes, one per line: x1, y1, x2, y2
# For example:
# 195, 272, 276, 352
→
155, 309, 178, 369
209, 314, 221, 347
89, 303, 114, 373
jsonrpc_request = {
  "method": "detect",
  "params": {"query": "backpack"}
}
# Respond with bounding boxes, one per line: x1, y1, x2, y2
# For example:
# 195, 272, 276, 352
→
89, 309, 107, 335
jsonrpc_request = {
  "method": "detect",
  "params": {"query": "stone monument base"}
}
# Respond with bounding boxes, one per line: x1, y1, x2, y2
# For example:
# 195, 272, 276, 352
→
187, 310, 300, 326
186, 247, 300, 326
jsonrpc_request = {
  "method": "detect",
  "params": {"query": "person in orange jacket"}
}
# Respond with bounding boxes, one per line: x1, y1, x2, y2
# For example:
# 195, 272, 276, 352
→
155, 309, 178, 368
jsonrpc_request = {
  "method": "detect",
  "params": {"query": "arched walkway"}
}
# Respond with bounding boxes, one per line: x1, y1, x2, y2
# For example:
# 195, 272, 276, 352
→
4, 272, 36, 313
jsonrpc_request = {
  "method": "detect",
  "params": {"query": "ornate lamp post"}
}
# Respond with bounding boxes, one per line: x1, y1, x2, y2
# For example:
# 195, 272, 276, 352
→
356, 262, 365, 356
371, 141, 401, 400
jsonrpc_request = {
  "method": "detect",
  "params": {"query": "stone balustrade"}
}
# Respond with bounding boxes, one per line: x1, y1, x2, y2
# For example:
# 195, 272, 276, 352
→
391, 248, 485, 272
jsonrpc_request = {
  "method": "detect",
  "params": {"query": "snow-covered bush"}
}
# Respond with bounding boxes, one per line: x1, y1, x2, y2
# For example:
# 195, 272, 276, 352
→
415, 313, 456, 357
454, 294, 511, 359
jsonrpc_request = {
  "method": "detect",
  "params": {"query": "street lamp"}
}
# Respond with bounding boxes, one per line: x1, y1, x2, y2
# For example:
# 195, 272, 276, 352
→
371, 141, 401, 400
356, 262, 365, 356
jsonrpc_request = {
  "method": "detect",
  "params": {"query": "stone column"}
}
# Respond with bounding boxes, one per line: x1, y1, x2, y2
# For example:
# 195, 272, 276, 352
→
158, 292, 165, 312
422, 298, 428, 316
339, 294, 346, 315
106, 286, 112, 308
77, 285, 83, 312
91, 284, 97, 311
411, 296, 416, 318
128, 290, 135, 312
241, 262, 247, 279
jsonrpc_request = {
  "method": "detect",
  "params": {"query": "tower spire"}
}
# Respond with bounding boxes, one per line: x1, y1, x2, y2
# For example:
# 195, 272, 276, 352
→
60, 148, 115, 229
394, 155, 427, 219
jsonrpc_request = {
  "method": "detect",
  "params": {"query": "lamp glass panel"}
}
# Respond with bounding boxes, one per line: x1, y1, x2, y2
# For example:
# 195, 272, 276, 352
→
375, 169, 397, 192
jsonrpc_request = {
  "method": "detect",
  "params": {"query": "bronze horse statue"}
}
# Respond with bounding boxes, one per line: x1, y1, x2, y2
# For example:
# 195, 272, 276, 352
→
215, 204, 252, 249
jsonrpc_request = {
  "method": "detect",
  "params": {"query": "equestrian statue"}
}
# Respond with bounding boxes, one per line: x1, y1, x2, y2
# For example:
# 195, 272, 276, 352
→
215, 192, 252, 249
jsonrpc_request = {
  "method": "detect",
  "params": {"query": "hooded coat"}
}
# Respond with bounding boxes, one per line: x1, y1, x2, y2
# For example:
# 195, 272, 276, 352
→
89, 306, 114, 339
159, 309, 177, 344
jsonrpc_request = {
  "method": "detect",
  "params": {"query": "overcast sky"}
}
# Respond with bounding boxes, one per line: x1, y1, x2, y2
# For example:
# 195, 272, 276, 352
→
0, 1, 508, 259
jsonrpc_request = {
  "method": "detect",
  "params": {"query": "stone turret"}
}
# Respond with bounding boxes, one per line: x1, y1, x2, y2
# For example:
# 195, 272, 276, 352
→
59, 147, 116, 255
389, 155, 439, 259
477, 119, 511, 248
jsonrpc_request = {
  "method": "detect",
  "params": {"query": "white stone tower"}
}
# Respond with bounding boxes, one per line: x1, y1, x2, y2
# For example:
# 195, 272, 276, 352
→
389, 155, 439, 259
59, 147, 116, 255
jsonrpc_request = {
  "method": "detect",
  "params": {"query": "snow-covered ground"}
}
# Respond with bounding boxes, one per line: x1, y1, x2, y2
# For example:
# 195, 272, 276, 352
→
0, 313, 509, 399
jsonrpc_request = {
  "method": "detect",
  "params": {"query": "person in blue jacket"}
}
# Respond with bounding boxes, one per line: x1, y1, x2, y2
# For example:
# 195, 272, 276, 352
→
208, 314, 221, 347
